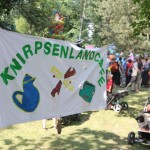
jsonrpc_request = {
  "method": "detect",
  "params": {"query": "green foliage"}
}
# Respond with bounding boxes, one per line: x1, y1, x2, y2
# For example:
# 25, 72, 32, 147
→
95, 0, 136, 49
0, 0, 22, 15
0, 0, 109, 46
131, 0, 150, 36
60, 0, 102, 44
15, 17, 29, 33
0, 0, 23, 30
0, 0, 149, 51
91, 0, 150, 51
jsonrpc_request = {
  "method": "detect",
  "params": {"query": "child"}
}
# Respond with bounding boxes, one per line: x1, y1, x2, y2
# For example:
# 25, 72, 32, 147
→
106, 74, 113, 93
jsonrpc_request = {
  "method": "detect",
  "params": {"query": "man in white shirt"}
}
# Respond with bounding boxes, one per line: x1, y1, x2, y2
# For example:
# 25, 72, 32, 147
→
125, 58, 139, 92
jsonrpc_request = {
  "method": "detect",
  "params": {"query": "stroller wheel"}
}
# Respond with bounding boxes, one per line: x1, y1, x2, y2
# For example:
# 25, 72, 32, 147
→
128, 132, 135, 145
120, 102, 128, 110
113, 104, 122, 113
106, 104, 112, 110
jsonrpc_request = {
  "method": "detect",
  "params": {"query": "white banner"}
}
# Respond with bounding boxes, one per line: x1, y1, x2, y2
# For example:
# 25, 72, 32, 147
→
0, 29, 107, 127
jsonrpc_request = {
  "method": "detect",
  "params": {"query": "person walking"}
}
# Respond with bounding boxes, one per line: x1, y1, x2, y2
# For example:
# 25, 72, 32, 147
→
125, 58, 139, 92
136, 57, 143, 91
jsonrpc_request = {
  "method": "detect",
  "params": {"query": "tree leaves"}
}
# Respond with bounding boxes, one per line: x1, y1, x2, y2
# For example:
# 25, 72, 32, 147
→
0, 0, 149, 51
131, 0, 150, 36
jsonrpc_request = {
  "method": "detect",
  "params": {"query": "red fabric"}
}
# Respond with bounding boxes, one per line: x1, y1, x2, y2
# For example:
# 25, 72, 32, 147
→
106, 79, 113, 92
110, 62, 119, 72
126, 62, 133, 76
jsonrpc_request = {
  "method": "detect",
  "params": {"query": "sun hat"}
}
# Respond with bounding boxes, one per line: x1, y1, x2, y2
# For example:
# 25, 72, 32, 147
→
74, 39, 84, 45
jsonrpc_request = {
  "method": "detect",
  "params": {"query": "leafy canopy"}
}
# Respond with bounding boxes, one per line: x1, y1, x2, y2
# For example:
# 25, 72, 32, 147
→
131, 0, 150, 36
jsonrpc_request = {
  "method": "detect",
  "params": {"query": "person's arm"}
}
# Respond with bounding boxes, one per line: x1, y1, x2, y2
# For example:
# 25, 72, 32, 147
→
107, 85, 112, 92
141, 62, 144, 70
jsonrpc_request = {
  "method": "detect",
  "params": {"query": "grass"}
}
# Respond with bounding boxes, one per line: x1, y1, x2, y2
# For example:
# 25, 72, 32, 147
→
0, 88, 150, 150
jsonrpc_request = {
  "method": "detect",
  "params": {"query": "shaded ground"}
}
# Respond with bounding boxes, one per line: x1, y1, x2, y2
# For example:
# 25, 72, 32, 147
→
0, 87, 150, 150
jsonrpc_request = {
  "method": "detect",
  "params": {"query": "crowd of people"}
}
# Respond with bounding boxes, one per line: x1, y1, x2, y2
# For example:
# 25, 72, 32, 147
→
106, 50, 150, 93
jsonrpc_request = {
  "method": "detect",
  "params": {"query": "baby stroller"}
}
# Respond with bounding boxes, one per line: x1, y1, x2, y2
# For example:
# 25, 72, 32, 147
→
106, 90, 129, 113
128, 97, 150, 145
61, 114, 80, 126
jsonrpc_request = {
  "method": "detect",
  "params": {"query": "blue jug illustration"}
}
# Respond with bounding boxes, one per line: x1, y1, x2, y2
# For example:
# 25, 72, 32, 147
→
12, 74, 40, 112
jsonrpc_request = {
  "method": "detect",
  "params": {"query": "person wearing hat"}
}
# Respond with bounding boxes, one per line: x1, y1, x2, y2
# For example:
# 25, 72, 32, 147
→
75, 39, 84, 48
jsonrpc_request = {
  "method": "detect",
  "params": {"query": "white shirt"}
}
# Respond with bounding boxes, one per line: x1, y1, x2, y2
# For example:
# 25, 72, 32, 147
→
132, 62, 138, 76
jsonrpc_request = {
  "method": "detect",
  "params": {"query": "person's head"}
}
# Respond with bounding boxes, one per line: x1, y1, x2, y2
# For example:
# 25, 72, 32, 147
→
135, 53, 139, 58
119, 57, 122, 61
115, 53, 120, 58
75, 39, 84, 48
120, 52, 124, 56
130, 50, 133, 53
134, 57, 138, 63
112, 57, 116, 62
145, 58, 148, 61
138, 56, 142, 61
108, 74, 113, 80
128, 59, 132, 63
